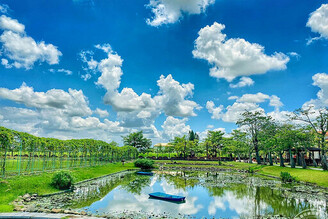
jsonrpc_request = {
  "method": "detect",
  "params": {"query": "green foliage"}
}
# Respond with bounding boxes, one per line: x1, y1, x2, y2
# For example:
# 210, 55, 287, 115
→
248, 167, 255, 174
51, 171, 74, 190
123, 131, 151, 153
134, 159, 154, 169
280, 171, 297, 183
205, 130, 224, 157
188, 130, 199, 141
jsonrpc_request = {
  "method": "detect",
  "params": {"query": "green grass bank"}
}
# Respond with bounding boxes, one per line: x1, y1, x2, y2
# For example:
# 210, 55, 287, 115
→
0, 162, 136, 212
155, 160, 328, 187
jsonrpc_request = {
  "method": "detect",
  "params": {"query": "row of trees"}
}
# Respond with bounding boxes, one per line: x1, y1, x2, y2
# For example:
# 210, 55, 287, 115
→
0, 126, 138, 176
150, 106, 327, 170
236, 106, 328, 170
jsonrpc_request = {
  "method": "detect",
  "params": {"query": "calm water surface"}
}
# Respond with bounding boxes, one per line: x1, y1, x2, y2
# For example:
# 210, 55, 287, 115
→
74, 171, 327, 218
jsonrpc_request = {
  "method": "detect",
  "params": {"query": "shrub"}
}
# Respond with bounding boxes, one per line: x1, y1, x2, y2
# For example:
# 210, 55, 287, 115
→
280, 171, 297, 183
134, 159, 154, 169
248, 167, 255, 174
51, 171, 74, 190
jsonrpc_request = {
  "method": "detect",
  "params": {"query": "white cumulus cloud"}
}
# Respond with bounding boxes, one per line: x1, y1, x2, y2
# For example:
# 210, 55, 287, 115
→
303, 73, 328, 108
307, 4, 328, 40
0, 13, 61, 70
0, 15, 25, 33
146, 0, 215, 26
192, 22, 289, 81
81, 44, 200, 119
207, 92, 283, 123
161, 116, 190, 140
229, 77, 254, 88
94, 108, 109, 118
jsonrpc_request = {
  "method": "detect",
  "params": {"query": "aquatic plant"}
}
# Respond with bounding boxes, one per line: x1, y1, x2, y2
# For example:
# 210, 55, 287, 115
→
280, 171, 297, 183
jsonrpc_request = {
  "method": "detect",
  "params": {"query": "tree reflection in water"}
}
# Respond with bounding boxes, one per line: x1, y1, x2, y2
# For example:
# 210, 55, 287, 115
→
65, 170, 327, 218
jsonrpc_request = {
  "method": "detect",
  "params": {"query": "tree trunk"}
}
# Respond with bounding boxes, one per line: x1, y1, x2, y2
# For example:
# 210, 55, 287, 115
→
206, 142, 209, 159
321, 154, 328, 170
269, 152, 273, 166
301, 152, 307, 169
2, 144, 7, 176
249, 152, 252, 163
254, 141, 261, 164
312, 153, 318, 167
279, 152, 285, 167
262, 154, 266, 165
320, 136, 328, 170
289, 148, 295, 168
296, 151, 302, 166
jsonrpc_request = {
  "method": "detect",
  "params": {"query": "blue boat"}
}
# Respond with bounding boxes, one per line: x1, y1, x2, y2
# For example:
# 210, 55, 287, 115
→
136, 171, 154, 176
149, 192, 185, 202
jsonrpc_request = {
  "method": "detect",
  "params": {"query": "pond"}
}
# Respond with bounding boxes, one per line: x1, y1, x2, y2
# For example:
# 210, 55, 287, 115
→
30, 170, 328, 218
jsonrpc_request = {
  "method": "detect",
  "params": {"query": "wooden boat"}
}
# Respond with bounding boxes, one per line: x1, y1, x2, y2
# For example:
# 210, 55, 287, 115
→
149, 192, 185, 202
136, 171, 154, 176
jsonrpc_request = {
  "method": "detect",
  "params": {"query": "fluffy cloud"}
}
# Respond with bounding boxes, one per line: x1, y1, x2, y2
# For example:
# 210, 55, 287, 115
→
81, 44, 200, 119
0, 15, 24, 33
0, 106, 128, 142
303, 73, 328, 108
146, 0, 215, 26
82, 45, 155, 113
307, 4, 328, 39
161, 116, 190, 140
192, 22, 289, 81
0, 14, 61, 69
269, 95, 283, 111
206, 101, 224, 119
156, 74, 201, 117
0, 83, 129, 142
94, 108, 109, 118
238, 93, 270, 103
207, 92, 283, 123
229, 77, 254, 88
0, 83, 92, 117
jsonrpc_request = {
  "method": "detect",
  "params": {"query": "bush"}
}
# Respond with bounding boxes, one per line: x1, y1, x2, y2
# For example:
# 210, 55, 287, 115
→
134, 159, 154, 169
248, 167, 255, 174
280, 171, 297, 183
51, 171, 74, 190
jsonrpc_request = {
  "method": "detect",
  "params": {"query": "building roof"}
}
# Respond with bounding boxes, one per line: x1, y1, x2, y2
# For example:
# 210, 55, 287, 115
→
154, 143, 172, 147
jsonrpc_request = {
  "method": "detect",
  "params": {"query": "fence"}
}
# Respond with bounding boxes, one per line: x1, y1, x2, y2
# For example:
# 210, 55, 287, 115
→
0, 145, 137, 177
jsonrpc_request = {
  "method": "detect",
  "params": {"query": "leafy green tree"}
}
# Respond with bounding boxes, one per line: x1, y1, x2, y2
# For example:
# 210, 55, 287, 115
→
231, 130, 250, 162
122, 131, 151, 153
171, 136, 187, 158
188, 130, 199, 141
290, 106, 328, 170
259, 120, 280, 166
205, 130, 224, 159
237, 111, 271, 164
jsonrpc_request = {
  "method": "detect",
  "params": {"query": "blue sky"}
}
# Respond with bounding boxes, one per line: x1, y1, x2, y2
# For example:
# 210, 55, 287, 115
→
0, 0, 328, 144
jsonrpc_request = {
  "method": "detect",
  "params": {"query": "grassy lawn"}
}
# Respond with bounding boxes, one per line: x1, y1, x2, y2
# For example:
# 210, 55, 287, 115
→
0, 162, 136, 212
156, 160, 328, 187
258, 166, 328, 187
